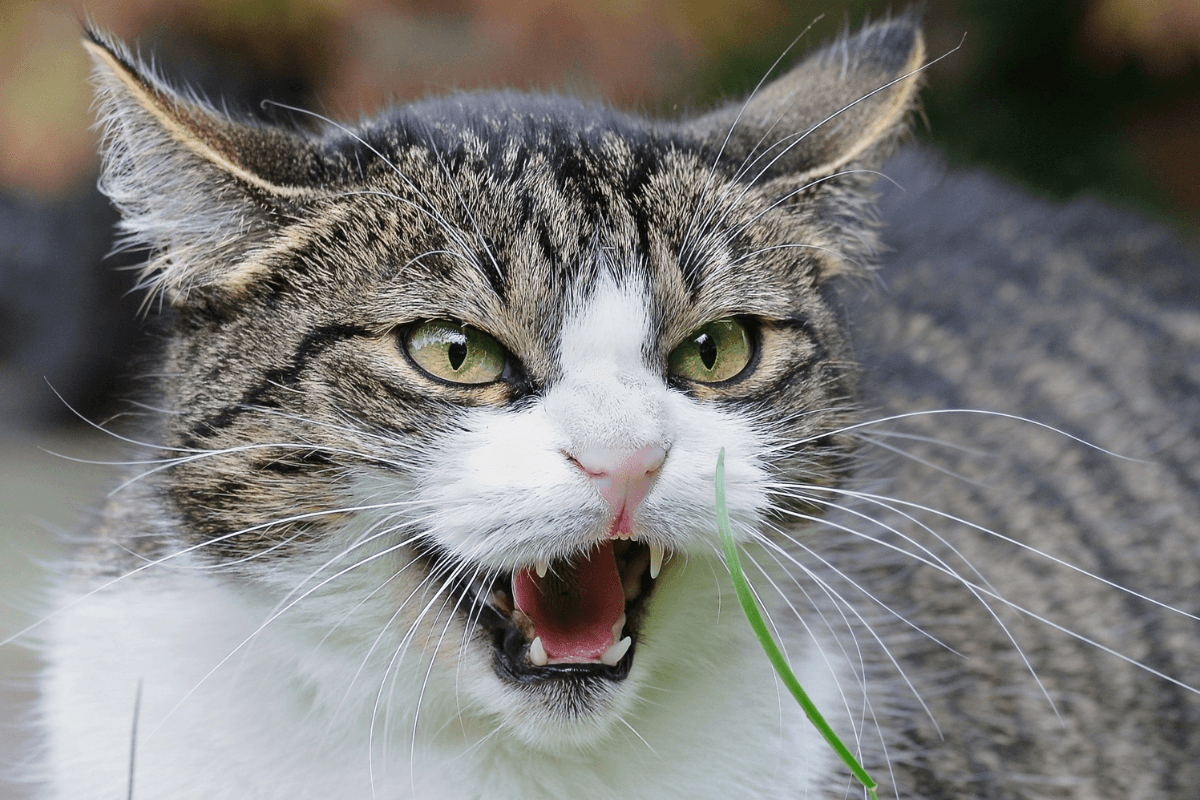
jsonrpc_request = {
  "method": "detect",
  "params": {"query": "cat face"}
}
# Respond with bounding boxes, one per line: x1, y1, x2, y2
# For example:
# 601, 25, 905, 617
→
83, 20, 922, 748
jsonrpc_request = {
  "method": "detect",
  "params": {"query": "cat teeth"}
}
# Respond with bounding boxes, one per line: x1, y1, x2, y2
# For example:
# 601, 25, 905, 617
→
601, 636, 632, 667
649, 545, 664, 579
535, 559, 549, 579
529, 637, 549, 667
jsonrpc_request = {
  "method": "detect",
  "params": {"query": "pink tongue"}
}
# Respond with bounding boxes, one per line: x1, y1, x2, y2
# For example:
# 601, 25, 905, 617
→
512, 541, 624, 663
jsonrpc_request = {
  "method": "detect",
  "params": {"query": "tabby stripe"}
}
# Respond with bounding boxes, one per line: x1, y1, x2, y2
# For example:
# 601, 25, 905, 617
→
186, 323, 370, 442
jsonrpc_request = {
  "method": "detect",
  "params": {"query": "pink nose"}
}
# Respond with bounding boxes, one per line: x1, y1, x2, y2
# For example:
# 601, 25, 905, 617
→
570, 445, 667, 536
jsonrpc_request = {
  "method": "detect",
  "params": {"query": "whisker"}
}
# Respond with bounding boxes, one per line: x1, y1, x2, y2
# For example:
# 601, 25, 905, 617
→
679, 20, 822, 268
739, 544, 867, 745
316, 549, 436, 744
617, 716, 657, 755
853, 433, 996, 490
147, 524, 439, 741
770, 484, 1047, 700
0, 498, 423, 648
795, 408, 1148, 463
824, 485, 1200, 624
368, 556, 474, 795
772, 482, 1200, 702
749, 518, 944, 736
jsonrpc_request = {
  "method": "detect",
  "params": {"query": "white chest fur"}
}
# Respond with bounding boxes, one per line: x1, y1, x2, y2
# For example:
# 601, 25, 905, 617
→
41, 558, 843, 799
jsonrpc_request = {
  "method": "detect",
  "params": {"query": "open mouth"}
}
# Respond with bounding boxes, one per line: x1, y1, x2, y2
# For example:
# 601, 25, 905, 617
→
437, 537, 665, 684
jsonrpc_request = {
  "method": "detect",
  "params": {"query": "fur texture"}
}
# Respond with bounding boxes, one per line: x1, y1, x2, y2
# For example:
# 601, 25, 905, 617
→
19, 15, 1200, 800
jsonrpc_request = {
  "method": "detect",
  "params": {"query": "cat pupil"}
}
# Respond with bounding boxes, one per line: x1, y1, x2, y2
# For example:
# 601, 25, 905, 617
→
697, 334, 717, 370
448, 339, 467, 371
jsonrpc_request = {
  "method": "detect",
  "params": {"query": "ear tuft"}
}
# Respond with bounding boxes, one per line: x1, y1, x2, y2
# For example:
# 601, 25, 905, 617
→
683, 15, 926, 279
692, 14, 925, 182
84, 25, 322, 304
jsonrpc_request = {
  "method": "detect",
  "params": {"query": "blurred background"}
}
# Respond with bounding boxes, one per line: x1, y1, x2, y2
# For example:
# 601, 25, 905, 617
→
3, 0, 1200, 433
2, 0, 1200, 794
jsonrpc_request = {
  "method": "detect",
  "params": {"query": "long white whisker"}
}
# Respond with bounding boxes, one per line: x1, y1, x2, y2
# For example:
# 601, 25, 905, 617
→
0, 498, 424, 648
797, 408, 1146, 463
751, 528, 900, 791
147, 526, 437, 741
617, 716, 657, 755
317, 549, 437, 743
750, 518, 943, 736
679, 20, 822, 268
854, 433, 995, 490
368, 556, 475, 797
739, 543, 867, 746
770, 483, 1057, 719
825, 485, 1200, 624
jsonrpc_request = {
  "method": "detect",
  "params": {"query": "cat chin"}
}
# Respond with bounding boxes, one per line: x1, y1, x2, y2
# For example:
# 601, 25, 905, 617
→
463, 669, 640, 751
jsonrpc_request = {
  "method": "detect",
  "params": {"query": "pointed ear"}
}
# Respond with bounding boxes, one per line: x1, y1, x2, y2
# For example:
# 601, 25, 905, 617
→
693, 16, 925, 184
681, 16, 925, 280
83, 26, 325, 304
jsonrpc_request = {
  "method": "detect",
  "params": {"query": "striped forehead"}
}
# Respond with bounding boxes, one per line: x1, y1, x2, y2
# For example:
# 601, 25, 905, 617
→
556, 273, 654, 379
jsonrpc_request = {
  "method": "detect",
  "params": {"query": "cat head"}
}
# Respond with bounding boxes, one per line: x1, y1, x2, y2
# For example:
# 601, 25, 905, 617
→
86, 17, 923, 750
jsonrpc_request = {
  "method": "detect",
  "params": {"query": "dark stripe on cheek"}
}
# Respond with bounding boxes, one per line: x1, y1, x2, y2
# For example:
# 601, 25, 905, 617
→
187, 323, 370, 442
254, 449, 335, 475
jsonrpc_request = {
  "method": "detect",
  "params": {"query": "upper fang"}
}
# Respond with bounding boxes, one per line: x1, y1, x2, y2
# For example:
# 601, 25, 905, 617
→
649, 545, 664, 579
535, 560, 549, 578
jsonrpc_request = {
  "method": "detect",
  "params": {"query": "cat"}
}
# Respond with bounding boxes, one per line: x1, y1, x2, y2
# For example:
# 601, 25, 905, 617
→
17, 13, 1200, 799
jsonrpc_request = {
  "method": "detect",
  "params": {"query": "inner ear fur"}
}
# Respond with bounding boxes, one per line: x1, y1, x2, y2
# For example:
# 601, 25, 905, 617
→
693, 16, 925, 183
683, 16, 925, 280
84, 27, 325, 305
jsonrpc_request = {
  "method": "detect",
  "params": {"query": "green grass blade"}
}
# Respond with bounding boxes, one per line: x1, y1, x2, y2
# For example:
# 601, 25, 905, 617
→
715, 449, 878, 800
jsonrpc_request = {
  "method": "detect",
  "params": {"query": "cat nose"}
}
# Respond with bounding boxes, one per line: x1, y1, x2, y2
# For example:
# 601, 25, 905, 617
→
569, 445, 667, 533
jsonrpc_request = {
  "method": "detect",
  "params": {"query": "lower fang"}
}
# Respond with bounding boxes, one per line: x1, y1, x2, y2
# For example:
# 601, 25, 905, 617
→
529, 636, 549, 667
601, 636, 632, 666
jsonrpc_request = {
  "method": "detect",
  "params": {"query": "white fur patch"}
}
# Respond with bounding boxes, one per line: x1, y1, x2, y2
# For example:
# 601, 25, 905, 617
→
416, 271, 771, 571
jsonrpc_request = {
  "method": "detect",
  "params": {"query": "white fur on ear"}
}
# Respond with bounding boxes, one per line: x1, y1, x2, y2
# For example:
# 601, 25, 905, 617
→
690, 16, 925, 182
84, 28, 318, 304
683, 16, 925, 279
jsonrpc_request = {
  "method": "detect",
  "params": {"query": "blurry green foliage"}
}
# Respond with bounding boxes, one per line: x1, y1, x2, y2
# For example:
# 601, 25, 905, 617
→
687, 0, 1200, 231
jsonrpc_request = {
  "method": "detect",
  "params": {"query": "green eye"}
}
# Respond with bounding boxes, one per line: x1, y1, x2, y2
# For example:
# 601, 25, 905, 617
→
668, 318, 753, 383
405, 320, 506, 384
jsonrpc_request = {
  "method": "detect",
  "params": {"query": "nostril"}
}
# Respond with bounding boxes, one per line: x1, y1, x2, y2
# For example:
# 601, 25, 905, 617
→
621, 445, 666, 478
